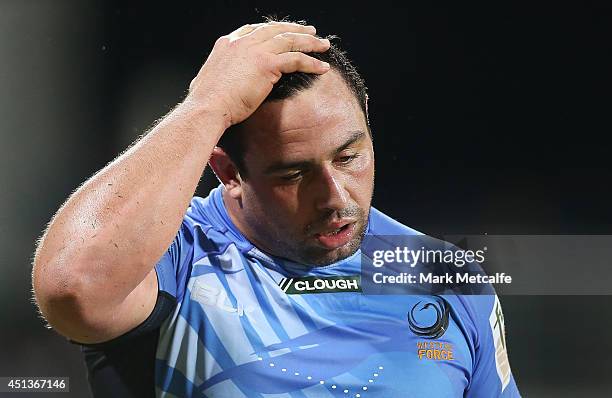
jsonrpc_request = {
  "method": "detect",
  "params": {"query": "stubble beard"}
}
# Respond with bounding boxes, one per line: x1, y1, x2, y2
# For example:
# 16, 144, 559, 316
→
287, 205, 370, 267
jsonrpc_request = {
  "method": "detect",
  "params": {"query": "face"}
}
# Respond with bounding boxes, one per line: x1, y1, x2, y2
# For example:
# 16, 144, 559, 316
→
227, 70, 375, 266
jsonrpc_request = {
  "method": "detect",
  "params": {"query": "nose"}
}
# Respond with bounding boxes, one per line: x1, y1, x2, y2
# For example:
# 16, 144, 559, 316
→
314, 164, 349, 212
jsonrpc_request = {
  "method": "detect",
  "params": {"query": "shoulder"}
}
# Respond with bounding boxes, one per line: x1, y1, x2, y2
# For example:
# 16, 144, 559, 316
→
449, 293, 517, 395
365, 207, 455, 255
183, 195, 217, 230
368, 207, 424, 236
175, 194, 241, 254
445, 294, 499, 344
366, 207, 500, 340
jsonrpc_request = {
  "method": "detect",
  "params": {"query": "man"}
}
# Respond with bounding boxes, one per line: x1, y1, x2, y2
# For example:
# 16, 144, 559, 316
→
32, 20, 520, 397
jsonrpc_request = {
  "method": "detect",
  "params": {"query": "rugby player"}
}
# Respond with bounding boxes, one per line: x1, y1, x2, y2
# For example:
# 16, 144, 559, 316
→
32, 20, 521, 397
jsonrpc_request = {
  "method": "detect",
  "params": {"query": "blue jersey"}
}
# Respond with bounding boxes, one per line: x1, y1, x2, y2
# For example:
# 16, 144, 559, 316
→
153, 185, 520, 397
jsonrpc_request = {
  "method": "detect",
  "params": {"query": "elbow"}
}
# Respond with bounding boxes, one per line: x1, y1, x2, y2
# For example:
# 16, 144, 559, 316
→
31, 234, 153, 343
32, 255, 80, 324
32, 251, 104, 341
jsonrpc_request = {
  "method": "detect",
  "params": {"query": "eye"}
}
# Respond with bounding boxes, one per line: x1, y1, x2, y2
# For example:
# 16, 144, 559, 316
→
280, 171, 303, 182
336, 153, 359, 165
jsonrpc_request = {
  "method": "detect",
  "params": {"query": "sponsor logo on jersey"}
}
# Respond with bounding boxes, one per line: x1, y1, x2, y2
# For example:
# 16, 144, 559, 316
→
489, 295, 511, 391
407, 296, 449, 339
416, 341, 454, 361
278, 275, 361, 294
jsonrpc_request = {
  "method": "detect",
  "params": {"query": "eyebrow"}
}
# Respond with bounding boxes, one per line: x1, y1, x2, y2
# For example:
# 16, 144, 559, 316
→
263, 130, 366, 175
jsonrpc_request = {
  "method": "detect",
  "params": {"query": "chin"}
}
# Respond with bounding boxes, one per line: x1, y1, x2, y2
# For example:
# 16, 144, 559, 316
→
323, 244, 361, 265
285, 217, 369, 266
301, 231, 364, 266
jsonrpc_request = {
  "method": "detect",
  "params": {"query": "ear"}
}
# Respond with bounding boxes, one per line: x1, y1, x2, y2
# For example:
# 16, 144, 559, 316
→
209, 147, 243, 200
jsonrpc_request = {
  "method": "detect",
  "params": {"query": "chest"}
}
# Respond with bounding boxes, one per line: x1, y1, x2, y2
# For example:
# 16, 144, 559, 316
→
158, 265, 473, 397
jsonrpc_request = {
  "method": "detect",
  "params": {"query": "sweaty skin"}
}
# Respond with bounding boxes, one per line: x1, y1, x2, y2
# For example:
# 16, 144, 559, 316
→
32, 21, 331, 343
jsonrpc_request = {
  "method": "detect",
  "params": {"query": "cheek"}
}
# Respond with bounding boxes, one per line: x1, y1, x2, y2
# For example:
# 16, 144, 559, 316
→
268, 186, 303, 217
263, 190, 308, 236
251, 182, 301, 217
245, 187, 295, 232
348, 153, 375, 196
357, 153, 375, 177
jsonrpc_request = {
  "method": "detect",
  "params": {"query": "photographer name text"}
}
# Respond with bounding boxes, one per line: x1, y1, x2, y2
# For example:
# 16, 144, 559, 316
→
372, 272, 512, 285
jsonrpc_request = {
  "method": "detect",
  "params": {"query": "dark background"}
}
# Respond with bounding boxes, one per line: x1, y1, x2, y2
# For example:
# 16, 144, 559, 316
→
2, 0, 611, 396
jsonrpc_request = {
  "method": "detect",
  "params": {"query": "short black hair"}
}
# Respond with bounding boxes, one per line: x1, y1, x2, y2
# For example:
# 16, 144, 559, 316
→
216, 22, 369, 178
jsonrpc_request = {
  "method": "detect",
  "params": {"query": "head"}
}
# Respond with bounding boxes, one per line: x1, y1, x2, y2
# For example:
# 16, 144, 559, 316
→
210, 30, 374, 267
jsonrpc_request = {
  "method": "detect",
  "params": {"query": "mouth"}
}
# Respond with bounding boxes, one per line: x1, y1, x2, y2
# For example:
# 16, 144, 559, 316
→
313, 222, 356, 250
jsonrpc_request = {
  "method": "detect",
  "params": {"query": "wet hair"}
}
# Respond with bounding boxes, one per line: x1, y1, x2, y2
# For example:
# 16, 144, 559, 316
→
216, 20, 369, 178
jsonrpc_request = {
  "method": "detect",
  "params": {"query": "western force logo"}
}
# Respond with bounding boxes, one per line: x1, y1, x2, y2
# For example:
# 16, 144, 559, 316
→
278, 275, 361, 294
407, 296, 450, 339
417, 341, 454, 361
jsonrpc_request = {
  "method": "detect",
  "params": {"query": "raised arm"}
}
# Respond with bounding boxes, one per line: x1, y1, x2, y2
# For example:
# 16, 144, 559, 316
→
32, 21, 331, 343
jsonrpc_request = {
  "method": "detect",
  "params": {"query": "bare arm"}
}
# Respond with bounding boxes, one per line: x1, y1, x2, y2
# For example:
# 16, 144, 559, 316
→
32, 21, 331, 343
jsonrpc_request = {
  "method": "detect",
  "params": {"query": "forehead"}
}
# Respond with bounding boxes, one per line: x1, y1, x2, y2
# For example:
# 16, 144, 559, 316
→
241, 71, 368, 161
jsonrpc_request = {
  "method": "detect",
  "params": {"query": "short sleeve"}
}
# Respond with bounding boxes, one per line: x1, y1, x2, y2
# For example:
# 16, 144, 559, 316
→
75, 220, 195, 348
155, 220, 195, 304
463, 294, 521, 397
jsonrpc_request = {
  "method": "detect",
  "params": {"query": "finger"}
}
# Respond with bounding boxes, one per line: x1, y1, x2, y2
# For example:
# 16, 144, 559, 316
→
247, 22, 317, 42
275, 52, 331, 74
261, 33, 330, 54
229, 23, 266, 40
